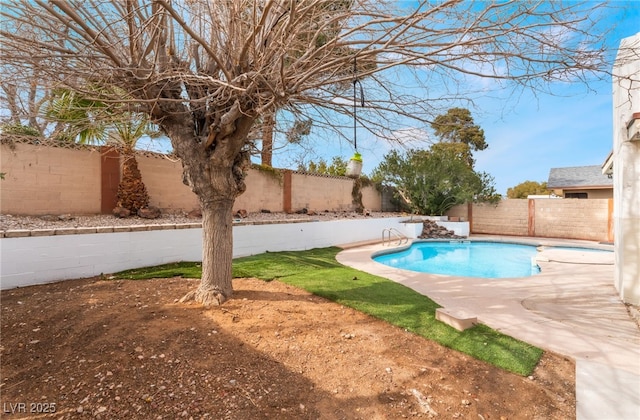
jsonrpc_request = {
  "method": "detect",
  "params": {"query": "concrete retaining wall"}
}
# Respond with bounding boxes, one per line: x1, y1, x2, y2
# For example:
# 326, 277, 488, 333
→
0, 217, 407, 290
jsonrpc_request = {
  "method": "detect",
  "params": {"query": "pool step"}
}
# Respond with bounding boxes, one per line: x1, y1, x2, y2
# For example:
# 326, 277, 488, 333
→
435, 308, 478, 331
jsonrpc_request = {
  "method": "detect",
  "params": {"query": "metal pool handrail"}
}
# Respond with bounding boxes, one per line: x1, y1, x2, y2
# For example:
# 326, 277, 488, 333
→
382, 228, 408, 246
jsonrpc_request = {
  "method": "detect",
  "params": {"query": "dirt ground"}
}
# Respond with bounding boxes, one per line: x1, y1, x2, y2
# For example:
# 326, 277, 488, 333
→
1, 276, 575, 419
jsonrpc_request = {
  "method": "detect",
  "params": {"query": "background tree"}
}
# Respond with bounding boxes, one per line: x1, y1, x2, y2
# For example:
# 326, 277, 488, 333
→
0, 65, 52, 137
44, 89, 159, 214
0, 1, 615, 305
431, 108, 486, 167
299, 156, 348, 176
372, 143, 498, 215
0, 123, 41, 141
254, 114, 314, 167
507, 181, 550, 199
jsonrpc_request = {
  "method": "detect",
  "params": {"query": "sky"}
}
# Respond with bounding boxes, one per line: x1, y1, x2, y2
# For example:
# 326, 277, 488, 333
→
135, 2, 640, 196
268, 1, 640, 196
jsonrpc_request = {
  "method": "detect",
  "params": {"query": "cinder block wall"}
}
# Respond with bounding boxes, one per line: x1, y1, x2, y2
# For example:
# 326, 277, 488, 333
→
1, 144, 380, 216
534, 199, 609, 241
472, 200, 530, 236
136, 154, 199, 213
130, 155, 381, 214
362, 184, 382, 212
234, 168, 284, 213
1, 143, 101, 215
1, 143, 610, 241
136, 155, 286, 214
446, 204, 469, 220
446, 199, 613, 242
290, 172, 353, 212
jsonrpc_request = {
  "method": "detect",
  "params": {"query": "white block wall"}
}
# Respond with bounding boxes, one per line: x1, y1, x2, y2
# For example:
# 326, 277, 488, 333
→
0, 217, 408, 290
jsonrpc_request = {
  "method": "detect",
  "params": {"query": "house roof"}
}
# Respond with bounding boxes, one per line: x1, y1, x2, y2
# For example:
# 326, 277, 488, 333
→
547, 165, 613, 189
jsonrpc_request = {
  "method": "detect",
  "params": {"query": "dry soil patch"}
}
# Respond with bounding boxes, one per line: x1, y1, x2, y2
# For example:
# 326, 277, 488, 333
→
1, 277, 575, 419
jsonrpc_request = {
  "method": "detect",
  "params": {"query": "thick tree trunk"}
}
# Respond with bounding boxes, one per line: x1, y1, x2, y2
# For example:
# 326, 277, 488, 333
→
181, 197, 234, 306
164, 105, 255, 307
177, 159, 245, 307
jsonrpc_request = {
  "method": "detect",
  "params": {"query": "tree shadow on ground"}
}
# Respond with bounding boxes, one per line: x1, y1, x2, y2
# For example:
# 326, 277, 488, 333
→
0, 277, 386, 419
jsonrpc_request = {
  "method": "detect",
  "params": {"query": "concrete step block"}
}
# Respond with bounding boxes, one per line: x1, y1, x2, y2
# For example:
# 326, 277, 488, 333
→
435, 308, 478, 331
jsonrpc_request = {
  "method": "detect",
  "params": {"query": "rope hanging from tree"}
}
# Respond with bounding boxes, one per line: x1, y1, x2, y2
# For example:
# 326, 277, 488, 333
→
353, 56, 364, 151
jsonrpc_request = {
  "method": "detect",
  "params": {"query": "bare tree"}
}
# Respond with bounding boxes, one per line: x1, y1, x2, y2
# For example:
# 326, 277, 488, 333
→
0, 0, 618, 305
260, 111, 276, 166
0, 64, 56, 137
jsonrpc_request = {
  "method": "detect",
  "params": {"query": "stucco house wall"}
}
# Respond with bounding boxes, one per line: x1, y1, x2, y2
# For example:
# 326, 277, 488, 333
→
612, 32, 640, 305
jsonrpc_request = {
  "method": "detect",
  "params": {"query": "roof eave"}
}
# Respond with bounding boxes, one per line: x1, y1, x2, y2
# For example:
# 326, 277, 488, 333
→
602, 150, 614, 175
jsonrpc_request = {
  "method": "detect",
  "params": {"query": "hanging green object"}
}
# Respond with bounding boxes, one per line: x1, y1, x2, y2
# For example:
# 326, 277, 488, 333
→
346, 152, 363, 178
348, 55, 364, 179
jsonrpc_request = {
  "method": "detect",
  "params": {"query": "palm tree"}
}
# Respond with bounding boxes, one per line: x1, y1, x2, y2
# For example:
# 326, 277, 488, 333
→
45, 89, 157, 215
109, 115, 155, 214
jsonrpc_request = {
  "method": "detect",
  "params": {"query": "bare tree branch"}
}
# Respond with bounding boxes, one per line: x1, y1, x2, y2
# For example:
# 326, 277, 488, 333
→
0, 0, 625, 305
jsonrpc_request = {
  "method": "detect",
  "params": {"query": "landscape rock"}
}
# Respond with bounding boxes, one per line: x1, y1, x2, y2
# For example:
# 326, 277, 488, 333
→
235, 209, 248, 218
418, 220, 463, 239
1, 211, 405, 233
187, 208, 202, 219
112, 206, 131, 218
137, 207, 161, 219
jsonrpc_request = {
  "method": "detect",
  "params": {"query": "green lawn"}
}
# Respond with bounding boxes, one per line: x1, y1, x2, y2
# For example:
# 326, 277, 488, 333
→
115, 247, 542, 376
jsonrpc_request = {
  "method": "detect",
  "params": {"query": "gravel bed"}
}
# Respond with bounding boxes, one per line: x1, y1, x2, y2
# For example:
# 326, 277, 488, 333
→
0, 211, 406, 232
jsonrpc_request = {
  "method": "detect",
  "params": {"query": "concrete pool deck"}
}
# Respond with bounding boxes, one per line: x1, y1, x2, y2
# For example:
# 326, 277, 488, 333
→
336, 235, 640, 420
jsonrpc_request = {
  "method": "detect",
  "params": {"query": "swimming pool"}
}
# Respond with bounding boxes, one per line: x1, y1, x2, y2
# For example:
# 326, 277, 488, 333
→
373, 241, 540, 279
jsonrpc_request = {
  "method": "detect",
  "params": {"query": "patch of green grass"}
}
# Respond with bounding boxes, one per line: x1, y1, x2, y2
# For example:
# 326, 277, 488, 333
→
115, 261, 202, 280
113, 247, 542, 376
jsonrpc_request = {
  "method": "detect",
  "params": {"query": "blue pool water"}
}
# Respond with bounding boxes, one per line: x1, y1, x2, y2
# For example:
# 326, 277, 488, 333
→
373, 241, 540, 279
